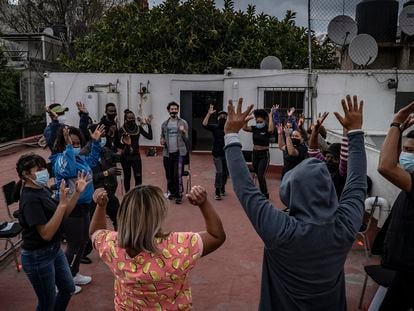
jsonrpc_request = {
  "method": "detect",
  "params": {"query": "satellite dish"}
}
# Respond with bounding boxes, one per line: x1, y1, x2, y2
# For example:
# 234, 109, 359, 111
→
327, 15, 358, 45
43, 27, 54, 36
399, 5, 414, 36
348, 34, 378, 66
260, 56, 282, 70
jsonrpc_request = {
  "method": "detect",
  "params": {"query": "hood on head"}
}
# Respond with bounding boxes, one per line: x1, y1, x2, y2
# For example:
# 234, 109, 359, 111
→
279, 157, 338, 224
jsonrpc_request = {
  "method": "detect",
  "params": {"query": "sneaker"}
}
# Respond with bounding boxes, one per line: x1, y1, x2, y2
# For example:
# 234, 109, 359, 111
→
73, 273, 92, 285
215, 194, 222, 200
175, 197, 182, 204
164, 191, 170, 199
80, 256, 92, 264
220, 187, 226, 197
168, 194, 176, 201
73, 285, 82, 295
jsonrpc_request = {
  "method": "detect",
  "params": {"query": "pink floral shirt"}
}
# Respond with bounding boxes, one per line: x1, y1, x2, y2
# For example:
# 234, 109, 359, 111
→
93, 230, 203, 310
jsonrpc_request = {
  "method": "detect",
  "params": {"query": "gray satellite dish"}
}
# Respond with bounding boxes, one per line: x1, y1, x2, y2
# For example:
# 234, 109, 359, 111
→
327, 15, 358, 45
348, 34, 378, 66
260, 56, 282, 70
400, 5, 414, 36
43, 27, 54, 36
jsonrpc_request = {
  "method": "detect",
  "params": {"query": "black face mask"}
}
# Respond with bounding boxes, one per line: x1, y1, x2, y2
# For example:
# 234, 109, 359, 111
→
291, 138, 301, 146
170, 112, 178, 118
107, 113, 117, 120
126, 120, 136, 126
326, 160, 339, 173
218, 119, 226, 126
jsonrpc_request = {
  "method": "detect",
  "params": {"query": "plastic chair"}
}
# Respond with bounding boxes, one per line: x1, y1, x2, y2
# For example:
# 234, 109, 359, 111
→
358, 265, 396, 309
2, 181, 19, 220
358, 196, 389, 257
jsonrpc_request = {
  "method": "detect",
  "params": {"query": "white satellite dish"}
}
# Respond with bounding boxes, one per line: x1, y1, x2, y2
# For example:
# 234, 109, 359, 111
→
348, 34, 378, 66
260, 56, 282, 70
43, 27, 54, 36
399, 5, 414, 36
327, 15, 358, 45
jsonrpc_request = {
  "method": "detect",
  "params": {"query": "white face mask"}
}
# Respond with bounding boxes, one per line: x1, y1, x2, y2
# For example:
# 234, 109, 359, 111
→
57, 115, 66, 124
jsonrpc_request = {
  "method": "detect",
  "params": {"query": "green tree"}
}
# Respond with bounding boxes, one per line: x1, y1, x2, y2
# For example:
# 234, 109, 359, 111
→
61, 0, 336, 73
0, 48, 24, 142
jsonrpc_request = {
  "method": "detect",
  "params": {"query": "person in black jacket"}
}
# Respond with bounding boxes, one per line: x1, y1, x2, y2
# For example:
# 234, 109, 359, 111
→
202, 105, 228, 200
378, 102, 414, 311
119, 109, 153, 192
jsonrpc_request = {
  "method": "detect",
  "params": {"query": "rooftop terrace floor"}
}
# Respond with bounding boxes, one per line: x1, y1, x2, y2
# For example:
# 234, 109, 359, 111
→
0, 145, 380, 310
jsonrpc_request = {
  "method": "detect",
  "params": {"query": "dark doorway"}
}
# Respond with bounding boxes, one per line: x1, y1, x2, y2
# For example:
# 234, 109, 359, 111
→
180, 91, 224, 151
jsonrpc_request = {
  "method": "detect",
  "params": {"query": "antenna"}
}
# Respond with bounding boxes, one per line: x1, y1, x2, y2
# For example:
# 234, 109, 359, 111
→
399, 5, 414, 36
348, 34, 378, 67
260, 56, 283, 70
327, 15, 358, 46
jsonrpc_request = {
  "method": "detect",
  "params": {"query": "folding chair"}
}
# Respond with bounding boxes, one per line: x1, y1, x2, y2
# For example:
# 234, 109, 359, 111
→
182, 153, 191, 194
1, 181, 22, 272
357, 196, 389, 257
358, 265, 396, 309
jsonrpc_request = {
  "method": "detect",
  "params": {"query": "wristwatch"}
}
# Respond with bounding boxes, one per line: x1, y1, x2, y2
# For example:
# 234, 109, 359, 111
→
390, 122, 404, 132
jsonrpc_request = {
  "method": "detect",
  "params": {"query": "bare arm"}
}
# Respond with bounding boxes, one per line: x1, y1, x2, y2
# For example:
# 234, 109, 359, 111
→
242, 124, 253, 132
284, 128, 299, 157
202, 105, 215, 126
186, 186, 225, 257
277, 124, 286, 150
89, 189, 108, 236
378, 111, 414, 192
268, 111, 275, 134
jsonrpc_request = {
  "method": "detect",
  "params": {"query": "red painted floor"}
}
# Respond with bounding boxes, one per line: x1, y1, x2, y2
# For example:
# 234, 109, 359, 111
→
0, 145, 380, 310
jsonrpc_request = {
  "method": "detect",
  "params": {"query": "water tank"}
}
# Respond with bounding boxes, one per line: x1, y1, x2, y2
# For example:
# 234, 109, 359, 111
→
356, 0, 399, 42
84, 92, 99, 123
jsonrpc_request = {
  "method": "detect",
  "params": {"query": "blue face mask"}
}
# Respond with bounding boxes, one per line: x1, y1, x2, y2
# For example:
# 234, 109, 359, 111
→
32, 169, 49, 187
256, 123, 266, 129
100, 137, 107, 148
73, 147, 81, 156
399, 152, 414, 172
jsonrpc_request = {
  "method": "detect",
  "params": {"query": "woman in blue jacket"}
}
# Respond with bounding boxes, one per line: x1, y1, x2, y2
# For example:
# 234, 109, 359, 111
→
50, 124, 104, 292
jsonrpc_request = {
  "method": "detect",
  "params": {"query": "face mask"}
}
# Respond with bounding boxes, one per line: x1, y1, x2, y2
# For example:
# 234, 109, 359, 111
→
100, 137, 107, 147
31, 169, 49, 187
256, 123, 266, 129
326, 160, 338, 173
399, 152, 414, 172
73, 147, 81, 156
291, 138, 301, 146
170, 112, 178, 118
57, 115, 66, 124
126, 120, 136, 126
107, 113, 117, 120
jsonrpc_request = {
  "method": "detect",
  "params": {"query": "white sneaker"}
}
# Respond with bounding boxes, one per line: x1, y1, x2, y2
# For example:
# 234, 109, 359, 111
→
73, 285, 82, 295
73, 273, 92, 285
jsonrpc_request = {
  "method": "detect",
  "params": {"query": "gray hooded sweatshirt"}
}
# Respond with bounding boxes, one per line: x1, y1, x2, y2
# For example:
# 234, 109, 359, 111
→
224, 131, 366, 310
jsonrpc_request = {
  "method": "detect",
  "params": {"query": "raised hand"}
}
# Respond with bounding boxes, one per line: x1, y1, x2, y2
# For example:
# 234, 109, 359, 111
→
298, 113, 305, 127
272, 104, 279, 112
283, 125, 290, 136
393, 102, 414, 124
314, 112, 329, 129
186, 185, 207, 206
63, 126, 73, 145
76, 101, 88, 114
90, 124, 105, 141
334, 95, 363, 131
93, 188, 108, 206
45, 106, 58, 121
208, 104, 216, 115
59, 179, 69, 208
146, 114, 153, 124
75, 170, 90, 193
287, 107, 295, 117
224, 98, 254, 134
401, 114, 414, 132
277, 124, 284, 135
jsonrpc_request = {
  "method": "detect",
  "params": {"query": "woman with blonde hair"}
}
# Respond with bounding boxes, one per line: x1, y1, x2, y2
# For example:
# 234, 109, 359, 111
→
90, 185, 225, 310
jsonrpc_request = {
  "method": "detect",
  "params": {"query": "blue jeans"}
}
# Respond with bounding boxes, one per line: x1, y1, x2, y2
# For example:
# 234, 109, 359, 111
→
21, 243, 75, 311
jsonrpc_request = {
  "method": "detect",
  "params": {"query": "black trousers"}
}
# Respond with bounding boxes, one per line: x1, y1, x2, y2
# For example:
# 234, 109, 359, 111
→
63, 204, 90, 276
163, 152, 185, 198
379, 271, 414, 311
252, 149, 270, 197
121, 154, 142, 192
213, 156, 228, 189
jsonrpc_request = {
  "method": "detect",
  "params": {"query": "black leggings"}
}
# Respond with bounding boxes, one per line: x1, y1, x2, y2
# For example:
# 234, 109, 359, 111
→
63, 205, 90, 276
121, 155, 142, 192
252, 149, 270, 197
